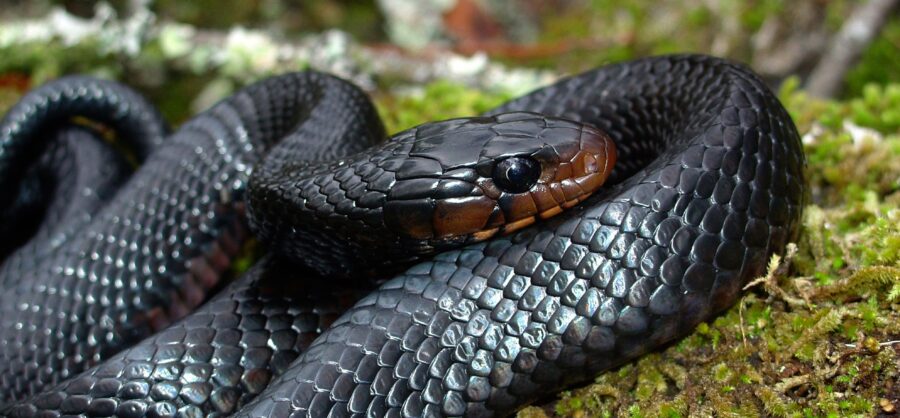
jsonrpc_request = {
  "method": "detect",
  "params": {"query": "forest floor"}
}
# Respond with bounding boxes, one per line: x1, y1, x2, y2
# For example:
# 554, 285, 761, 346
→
0, 5, 898, 413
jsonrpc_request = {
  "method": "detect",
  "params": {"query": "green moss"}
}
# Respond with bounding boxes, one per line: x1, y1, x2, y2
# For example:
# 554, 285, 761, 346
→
0, 40, 121, 85
375, 81, 513, 134
498, 0, 900, 82
846, 20, 900, 98
780, 79, 900, 207
0, 88, 21, 116
517, 406, 550, 418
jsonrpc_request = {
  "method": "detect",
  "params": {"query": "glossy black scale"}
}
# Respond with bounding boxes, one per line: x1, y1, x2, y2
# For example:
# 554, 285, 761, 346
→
1, 55, 804, 418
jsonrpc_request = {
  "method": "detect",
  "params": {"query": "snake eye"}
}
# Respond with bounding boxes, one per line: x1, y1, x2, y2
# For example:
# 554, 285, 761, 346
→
492, 156, 541, 193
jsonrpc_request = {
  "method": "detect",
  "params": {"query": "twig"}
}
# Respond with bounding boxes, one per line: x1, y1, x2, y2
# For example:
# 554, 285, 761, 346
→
806, 0, 900, 98
774, 374, 812, 393
744, 244, 808, 308
844, 339, 900, 348
739, 296, 749, 348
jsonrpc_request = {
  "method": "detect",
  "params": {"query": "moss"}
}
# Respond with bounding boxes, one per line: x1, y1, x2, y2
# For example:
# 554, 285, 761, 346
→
846, 20, 900, 98
0, 41, 119, 85
0, 88, 21, 116
517, 406, 551, 418
779, 79, 900, 207
375, 81, 513, 134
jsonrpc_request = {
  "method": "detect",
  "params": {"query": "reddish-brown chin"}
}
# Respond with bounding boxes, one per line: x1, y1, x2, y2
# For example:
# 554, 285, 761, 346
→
432, 196, 497, 239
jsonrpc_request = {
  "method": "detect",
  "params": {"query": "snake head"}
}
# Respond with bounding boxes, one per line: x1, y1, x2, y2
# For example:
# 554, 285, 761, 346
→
383, 111, 616, 246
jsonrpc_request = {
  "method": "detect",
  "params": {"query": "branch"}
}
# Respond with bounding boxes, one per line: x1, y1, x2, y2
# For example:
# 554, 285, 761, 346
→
806, 0, 899, 98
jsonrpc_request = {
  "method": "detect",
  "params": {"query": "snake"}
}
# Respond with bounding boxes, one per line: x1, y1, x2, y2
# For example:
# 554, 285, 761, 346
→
0, 54, 805, 417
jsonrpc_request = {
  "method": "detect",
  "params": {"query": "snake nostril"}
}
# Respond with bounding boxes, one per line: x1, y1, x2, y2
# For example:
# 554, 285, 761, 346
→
584, 154, 599, 173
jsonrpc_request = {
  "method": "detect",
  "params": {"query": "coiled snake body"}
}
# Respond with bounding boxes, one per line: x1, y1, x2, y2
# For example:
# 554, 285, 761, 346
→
0, 55, 804, 417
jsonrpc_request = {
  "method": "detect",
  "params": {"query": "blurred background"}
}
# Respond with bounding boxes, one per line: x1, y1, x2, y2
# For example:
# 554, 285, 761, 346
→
1, 1, 899, 417
1, 0, 897, 120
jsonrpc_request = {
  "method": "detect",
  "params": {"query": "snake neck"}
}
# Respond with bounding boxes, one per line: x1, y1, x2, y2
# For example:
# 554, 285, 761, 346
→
249, 144, 446, 279
247, 112, 616, 279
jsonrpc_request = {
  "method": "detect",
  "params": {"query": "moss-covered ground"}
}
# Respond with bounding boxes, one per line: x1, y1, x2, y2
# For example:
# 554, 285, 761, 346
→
3, 73, 896, 417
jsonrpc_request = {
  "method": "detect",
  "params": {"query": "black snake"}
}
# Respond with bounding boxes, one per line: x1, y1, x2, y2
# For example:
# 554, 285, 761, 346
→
0, 55, 805, 417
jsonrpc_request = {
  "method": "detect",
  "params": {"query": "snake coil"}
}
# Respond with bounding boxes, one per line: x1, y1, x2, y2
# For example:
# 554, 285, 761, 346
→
0, 55, 804, 418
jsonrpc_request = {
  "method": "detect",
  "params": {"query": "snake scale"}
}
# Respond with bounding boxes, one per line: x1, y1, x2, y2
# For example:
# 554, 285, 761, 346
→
0, 55, 805, 417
